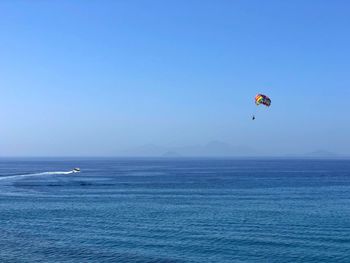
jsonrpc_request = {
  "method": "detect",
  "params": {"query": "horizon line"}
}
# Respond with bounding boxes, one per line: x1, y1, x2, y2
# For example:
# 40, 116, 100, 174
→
0, 155, 349, 160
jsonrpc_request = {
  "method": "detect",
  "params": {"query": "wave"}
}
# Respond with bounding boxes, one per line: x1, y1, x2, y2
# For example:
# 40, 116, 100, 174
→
0, 171, 74, 181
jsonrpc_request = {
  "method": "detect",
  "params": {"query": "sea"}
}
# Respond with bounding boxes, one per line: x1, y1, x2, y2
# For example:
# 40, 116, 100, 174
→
0, 158, 349, 263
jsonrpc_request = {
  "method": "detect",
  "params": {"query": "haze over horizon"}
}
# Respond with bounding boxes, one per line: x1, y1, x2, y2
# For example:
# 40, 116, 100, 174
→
1, 1, 350, 157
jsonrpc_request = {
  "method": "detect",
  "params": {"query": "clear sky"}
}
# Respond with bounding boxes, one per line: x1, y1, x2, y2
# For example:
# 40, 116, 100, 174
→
0, 0, 349, 156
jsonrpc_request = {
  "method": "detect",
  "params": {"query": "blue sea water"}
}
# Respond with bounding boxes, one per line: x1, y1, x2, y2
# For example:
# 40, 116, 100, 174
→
0, 158, 349, 263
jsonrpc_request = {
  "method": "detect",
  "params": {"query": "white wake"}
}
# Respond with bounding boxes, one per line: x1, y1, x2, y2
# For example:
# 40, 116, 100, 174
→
0, 170, 74, 181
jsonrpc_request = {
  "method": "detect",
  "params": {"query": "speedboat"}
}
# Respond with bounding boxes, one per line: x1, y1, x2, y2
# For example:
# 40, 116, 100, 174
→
72, 168, 81, 173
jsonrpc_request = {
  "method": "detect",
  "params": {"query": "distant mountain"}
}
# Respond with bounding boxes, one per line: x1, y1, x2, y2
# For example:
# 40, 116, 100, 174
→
306, 150, 337, 156
121, 143, 350, 158
123, 141, 256, 157
284, 150, 341, 159
304, 150, 339, 158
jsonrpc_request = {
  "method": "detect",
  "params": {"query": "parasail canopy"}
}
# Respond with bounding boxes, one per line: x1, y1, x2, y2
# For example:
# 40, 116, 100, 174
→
255, 94, 271, 107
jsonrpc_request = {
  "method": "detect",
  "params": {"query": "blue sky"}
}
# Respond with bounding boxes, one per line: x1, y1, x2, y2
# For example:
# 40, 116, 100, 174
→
0, 0, 349, 156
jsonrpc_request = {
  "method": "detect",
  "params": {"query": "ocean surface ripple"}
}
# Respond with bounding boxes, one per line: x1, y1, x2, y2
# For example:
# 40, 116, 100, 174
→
0, 159, 349, 262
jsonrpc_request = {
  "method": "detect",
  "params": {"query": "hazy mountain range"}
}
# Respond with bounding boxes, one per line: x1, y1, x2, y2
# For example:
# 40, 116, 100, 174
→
120, 141, 345, 158
122, 141, 255, 157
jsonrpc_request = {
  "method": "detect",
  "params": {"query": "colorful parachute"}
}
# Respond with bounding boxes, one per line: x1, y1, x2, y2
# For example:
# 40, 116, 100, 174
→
255, 94, 271, 107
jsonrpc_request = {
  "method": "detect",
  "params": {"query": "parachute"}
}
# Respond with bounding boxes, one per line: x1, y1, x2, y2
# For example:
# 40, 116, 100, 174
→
252, 94, 271, 120
255, 94, 271, 107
